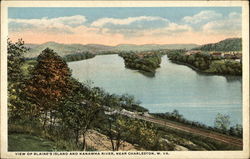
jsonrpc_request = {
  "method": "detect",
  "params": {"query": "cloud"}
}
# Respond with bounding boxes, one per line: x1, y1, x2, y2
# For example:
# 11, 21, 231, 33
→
202, 12, 241, 36
163, 23, 192, 33
144, 23, 192, 36
91, 16, 169, 27
183, 10, 222, 24
8, 11, 242, 45
9, 15, 86, 34
228, 12, 241, 19
9, 15, 175, 37
90, 16, 192, 37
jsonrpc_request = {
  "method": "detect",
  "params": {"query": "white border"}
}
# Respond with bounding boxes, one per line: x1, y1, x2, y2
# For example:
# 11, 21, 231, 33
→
1, 1, 249, 159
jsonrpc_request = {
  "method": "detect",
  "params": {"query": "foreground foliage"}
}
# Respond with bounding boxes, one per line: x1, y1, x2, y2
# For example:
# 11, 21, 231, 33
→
8, 133, 57, 151
8, 39, 241, 151
153, 110, 242, 138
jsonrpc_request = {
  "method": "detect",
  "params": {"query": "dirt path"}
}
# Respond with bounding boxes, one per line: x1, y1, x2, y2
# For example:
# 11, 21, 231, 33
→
115, 108, 243, 148
134, 114, 242, 148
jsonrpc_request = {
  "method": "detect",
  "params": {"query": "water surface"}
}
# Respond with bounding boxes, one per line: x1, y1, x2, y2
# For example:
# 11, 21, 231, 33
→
68, 55, 242, 126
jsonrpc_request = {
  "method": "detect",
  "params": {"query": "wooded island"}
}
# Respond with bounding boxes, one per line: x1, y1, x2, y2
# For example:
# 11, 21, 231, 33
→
119, 52, 162, 77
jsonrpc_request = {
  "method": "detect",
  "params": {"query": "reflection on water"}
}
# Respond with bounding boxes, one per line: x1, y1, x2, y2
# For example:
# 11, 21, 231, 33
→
225, 76, 242, 83
68, 55, 242, 126
195, 71, 242, 83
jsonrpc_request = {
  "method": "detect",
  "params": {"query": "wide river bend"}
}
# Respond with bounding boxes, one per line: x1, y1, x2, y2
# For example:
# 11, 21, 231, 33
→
68, 54, 242, 126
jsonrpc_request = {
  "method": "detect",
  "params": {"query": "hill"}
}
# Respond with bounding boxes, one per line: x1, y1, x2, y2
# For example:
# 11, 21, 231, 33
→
24, 42, 199, 58
192, 38, 242, 51
24, 42, 113, 58
115, 44, 198, 52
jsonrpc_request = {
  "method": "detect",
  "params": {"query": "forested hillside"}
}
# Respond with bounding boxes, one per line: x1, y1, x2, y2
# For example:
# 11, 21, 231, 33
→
115, 44, 198, 52
24, 42, 113, 58
24, 42, 199, 58
193, 38, 242, 51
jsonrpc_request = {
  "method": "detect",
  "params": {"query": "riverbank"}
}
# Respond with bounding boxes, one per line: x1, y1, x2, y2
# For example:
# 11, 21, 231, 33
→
170, 60, 242, 77
166, 50, 242, 76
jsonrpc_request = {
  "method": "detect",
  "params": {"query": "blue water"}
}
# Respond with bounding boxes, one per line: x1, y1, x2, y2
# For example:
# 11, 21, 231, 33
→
68, 55, 242, 127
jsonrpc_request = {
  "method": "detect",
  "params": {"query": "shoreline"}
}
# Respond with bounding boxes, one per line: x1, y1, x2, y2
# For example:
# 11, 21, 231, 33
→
169, 60, 242, 77
66, 54, 242, 77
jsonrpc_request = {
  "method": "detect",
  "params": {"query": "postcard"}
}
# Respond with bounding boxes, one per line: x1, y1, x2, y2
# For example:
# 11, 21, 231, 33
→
1, 1, 249, 159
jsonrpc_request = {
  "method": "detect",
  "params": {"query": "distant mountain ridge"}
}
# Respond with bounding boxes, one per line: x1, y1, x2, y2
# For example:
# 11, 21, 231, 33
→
115, 44, 198, 52
24, 42, 114, 58
24, 42, 199, 58
192, 38, 242, 51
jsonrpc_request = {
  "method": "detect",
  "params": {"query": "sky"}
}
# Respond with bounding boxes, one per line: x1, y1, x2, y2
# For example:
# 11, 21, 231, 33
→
8, 7, 242, 45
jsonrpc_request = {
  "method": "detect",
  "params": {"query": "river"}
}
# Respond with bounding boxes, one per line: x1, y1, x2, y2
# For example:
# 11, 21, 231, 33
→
68, 54, 242, 126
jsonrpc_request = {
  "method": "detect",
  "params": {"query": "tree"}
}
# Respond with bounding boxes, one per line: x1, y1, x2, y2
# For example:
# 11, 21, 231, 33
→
214, 113, 231, 132
120, 94, 141, 109
103, 93, 121, 109
229, 124, 243, 137
24, 48, 73, 130
60, 99, 102, 150
101, 114, 129, 151
58, 80, 104, 150
7, 39, 29, 122
7, 39, 27, 83
125, 119, 162, 150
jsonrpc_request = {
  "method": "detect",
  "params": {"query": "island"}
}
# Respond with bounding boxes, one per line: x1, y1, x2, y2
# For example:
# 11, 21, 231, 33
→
119, 51, 162, 77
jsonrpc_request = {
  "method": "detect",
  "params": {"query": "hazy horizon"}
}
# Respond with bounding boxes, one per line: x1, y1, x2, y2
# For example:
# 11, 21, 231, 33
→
23, 41, 200, 46
19, 36, 240, 47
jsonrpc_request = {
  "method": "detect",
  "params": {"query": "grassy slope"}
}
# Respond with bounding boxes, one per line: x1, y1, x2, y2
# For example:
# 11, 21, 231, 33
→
8, 133, 56, 151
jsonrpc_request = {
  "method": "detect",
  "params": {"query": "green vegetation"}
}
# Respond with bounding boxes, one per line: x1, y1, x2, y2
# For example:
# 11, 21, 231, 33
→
8, 39, 241, 151
156, 125, 241, 150
98, 114, 172, 151
214, 113, 231, 132
193, 38, 242, 51
167, 50, 242, 75
102, 93, 148, 112
152, 110, 242, 138
115, 44, 198, 52
24, 42, 114, 58
8, 40, 152, 151
8, 133, 57, 151
24, 52, 95, 65
8, 39, 29, 124
24, 42, 198, 58
206, 60, 242, 75
63, 52, 95, 62
119, 52, 162, 77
